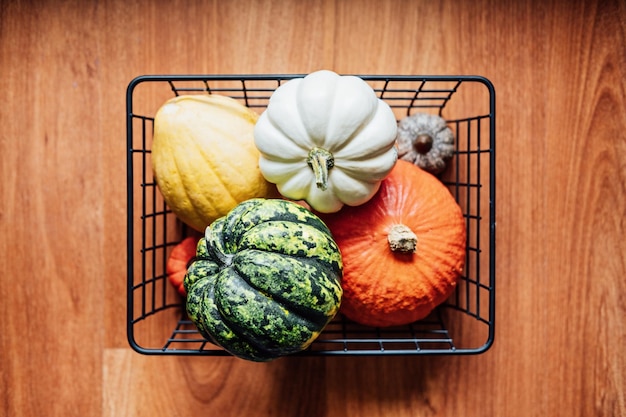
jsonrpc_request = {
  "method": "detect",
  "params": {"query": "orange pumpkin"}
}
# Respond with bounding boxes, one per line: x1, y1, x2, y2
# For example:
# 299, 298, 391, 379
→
320, 160, 466, 327
166, 236, 201, 297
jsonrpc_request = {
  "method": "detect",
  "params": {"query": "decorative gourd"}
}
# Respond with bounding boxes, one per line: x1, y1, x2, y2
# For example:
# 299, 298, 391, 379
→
253, 70, 398, 213
320, 160, 466, 327
166, 236, 201, 297
184, 198, 343, 361
395, 112, 455, 175
152, 94, 278, 232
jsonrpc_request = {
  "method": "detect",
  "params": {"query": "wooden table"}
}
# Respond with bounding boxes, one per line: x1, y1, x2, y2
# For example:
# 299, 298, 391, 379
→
1, 1, 624, 416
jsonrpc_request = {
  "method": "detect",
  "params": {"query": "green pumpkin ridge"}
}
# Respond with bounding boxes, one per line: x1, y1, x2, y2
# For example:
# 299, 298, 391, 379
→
219, 198, 265, 251
195, 237, 210, 257
204, 217, 237, 266
219, 305, 316, 356
184, 257, 220, 294
234, 249, 342, 323
237, 221, 342, 269
188, 272, 279, 361
214, 268, 321, 352
226, 199, 334, 245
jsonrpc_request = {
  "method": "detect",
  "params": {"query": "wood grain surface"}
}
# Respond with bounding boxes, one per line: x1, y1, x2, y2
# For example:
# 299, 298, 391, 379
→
1, 0, 625, 416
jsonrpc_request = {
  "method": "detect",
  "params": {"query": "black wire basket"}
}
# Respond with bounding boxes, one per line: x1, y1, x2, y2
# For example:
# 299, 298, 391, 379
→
126, 74, 496, 356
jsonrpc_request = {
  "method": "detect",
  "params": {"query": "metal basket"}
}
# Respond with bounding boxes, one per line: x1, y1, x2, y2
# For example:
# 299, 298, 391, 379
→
126, 74, 496, 356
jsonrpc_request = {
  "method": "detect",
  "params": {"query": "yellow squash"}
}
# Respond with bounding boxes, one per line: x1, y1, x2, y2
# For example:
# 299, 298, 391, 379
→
152, 94, 277, 231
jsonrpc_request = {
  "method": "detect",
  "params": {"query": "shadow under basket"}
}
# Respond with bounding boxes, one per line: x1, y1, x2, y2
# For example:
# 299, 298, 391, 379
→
126, 74, 496, 357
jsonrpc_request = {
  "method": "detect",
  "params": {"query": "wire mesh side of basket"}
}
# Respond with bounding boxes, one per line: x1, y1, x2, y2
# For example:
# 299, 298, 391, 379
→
126, 74, 496, 356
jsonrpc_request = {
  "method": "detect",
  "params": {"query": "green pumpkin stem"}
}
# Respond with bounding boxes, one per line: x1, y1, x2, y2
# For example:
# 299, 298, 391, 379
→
387, 224, 417, 253
307, 147, 334, 191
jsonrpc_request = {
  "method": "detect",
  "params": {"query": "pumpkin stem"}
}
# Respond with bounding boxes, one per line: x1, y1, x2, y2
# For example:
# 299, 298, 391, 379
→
387, 224, 417, 253
307, 147, 334, 191
414, 134, 433, 154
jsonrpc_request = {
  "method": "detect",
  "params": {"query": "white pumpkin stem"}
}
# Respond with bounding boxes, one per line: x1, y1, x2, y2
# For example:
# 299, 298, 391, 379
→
387, 224, 417, 253
307, 147, 334, 191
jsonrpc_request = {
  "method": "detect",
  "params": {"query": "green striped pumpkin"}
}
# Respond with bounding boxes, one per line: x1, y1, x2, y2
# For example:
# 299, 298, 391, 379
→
184, 198, 343, 361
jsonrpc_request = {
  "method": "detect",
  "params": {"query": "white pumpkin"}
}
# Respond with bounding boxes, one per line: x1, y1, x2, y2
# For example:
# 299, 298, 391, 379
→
253, 70, 398, 213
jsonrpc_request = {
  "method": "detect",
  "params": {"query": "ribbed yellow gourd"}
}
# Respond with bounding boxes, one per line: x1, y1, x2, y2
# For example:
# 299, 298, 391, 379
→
152, 94, 277, 231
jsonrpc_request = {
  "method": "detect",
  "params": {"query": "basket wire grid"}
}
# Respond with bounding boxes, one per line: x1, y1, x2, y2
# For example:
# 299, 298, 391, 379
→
127, 74, 496, 356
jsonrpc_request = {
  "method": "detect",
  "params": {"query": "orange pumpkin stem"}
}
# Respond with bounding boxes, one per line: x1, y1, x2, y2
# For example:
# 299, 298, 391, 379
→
387, 224, 417, 253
